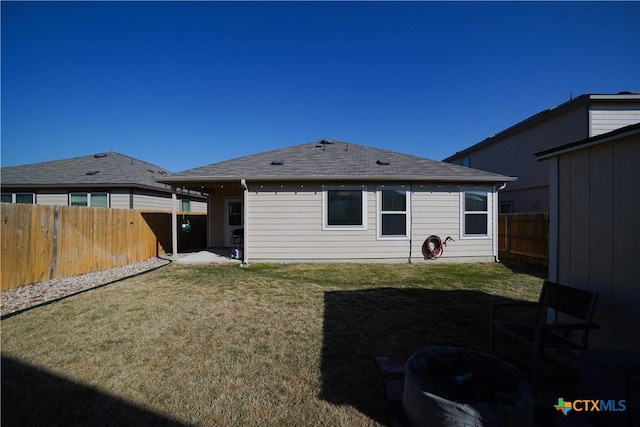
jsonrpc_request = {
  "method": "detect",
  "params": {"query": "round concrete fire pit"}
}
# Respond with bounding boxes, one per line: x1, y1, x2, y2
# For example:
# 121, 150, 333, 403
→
403, 346, 533, 427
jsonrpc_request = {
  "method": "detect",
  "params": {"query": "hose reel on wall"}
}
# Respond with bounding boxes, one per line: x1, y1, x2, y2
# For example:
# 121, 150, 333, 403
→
422, 235, 454, 259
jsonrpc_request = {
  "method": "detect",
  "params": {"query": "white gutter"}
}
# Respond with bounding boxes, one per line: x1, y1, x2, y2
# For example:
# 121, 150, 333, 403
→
241, 179, 248, 266
158, 174, 517, 184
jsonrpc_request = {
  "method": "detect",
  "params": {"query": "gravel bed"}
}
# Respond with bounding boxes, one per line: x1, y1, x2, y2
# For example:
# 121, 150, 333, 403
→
1, 257, 173, 317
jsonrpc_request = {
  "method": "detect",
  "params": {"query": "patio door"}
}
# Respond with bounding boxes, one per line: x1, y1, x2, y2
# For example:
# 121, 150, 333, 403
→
224, 199, 243, 246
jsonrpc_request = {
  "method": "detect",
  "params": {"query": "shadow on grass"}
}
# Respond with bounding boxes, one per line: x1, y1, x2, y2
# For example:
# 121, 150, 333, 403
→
319, 288, 532, 424
1, 356, 191, 427
500, 261, 548, 281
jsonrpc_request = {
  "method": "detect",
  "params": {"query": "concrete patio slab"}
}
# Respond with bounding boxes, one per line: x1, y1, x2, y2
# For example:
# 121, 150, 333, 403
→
176, 251, 240, 264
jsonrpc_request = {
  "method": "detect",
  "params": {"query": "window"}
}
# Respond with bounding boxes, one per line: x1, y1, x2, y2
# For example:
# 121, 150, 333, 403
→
228, 201, 242, 225
16, 193, 34, 204
181, 198, 191, 212
460, 157, 470, 167
377, 187, 410, 239
1, 194, 11, 203
322, 187, 367, 230
461, 190, 489, 237
70, 192, 109, 207
499, 202, 513, 214
70, 193, 88, 207
91, 193, 108, 208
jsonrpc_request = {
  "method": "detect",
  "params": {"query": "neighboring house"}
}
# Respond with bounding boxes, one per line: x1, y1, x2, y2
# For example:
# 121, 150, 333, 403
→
444, 92, 640, 213
0, 152, 207, 212
536, 123, 640, 353
158, 140, 515, 264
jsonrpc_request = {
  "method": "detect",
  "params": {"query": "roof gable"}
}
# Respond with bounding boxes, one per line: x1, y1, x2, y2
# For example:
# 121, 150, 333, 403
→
444, 93, 640, 162
162, 140, 513, 183
1, 152, 174, 191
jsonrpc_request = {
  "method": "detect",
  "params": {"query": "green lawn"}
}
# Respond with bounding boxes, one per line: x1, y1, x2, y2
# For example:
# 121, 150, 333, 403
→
1, 262, 544, 426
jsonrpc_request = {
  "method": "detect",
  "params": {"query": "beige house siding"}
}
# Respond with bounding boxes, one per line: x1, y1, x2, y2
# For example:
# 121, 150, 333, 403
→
190, 200, 207, 213
35, 192, 68, 206
132, 192, 174, 211
245, 182, 497, 263
110, 189, 131, 209
554, 135, 639, 352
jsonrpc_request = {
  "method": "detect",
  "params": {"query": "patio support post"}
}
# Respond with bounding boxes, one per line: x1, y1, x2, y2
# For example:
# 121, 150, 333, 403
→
172, 186, 178, 259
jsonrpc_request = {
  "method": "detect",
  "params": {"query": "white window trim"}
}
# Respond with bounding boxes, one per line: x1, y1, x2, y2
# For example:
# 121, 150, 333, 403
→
459, 189, 492, 239
69, 192, 110, 208
3, 193, 35, 204
322, 185, 368, 231
376, 186, 411, 240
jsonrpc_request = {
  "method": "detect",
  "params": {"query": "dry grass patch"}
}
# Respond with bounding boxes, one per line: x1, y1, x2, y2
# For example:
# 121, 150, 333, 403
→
1, 262, 544, 426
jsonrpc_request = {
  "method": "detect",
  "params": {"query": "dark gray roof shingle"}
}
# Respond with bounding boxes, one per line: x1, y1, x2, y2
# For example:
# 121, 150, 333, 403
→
162, 140, 514, 183
1, 152, 174, 191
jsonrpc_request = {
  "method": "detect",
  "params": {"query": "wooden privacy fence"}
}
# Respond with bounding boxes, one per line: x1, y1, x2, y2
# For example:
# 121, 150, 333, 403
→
498, 212, 549, 268
1, 204, 206, 290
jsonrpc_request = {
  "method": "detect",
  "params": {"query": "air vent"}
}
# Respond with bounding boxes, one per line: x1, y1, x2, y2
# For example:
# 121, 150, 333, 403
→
94, 153, 108, 158
376, 160, 390, 166
320, 139, 335, 144
271, 159, 285, 166
86, 170, 100, 175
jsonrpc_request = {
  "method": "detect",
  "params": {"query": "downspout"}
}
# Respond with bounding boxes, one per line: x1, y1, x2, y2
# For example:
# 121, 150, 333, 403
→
171, 187, 178, 259
241, 179, 248, 266
408, 183, 413, 263
494, 183, 507, 262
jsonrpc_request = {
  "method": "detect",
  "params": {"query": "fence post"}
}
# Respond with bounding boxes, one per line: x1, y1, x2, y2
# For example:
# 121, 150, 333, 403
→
50, 205, 59, 280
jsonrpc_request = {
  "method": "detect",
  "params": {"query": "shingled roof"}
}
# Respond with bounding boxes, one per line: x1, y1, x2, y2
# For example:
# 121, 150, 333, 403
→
1, 152, 174, 192
160, 140, 515, 184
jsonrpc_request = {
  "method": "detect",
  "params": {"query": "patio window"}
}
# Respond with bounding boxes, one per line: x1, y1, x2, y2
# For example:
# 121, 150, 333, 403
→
461, 190, 489, 237
323, 187, 367, 230
377, 187, 410, 239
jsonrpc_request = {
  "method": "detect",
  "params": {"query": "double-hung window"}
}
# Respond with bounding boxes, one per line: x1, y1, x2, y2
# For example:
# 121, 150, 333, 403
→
461, 190, 489, 237
322, 186, 367, 230
377, 187, 410, 239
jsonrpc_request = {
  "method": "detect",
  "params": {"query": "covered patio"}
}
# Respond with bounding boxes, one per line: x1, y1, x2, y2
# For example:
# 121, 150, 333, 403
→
167, 179, 248, 263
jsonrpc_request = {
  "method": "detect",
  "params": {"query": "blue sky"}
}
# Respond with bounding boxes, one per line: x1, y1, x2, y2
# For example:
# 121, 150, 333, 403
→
2, 1, 638, 172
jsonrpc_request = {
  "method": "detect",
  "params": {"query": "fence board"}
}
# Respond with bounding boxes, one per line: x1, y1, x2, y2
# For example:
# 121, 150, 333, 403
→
1, 203, 207, 290
498, 212, 549, 267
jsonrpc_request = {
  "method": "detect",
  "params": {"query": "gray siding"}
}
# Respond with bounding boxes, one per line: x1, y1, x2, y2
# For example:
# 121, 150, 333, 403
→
555, 135, 640, 352
448, 96, 640, 214
464, 106, 587, 213
589, 103, 640, 137
245, 182, 496, 262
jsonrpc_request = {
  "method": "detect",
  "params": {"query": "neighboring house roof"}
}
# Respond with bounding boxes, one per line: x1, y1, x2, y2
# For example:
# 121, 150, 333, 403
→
535, 122, 640, 160
1, 151, 176, 193
444, 92, 640, 162
159, 140, 515, 184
